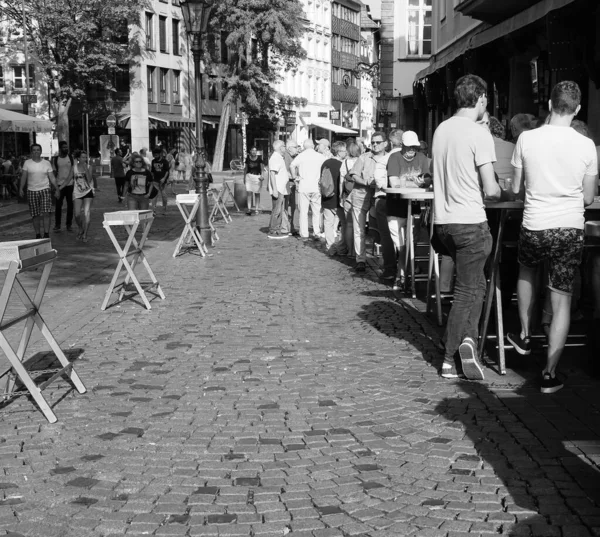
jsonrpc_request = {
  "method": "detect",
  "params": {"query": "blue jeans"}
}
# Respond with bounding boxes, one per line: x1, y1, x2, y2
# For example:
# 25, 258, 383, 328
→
435, 222, 493, 362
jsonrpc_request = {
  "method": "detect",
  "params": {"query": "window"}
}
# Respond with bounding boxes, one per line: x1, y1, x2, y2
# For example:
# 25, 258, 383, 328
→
407, 0, 432, 57
172, 19, 180, 55
147, 66, 155, 102
172, 70, 181, 104
0, 66, 4, 92
13, 65, 34, 91
440, 0, 446, 20
220, 32, 229, 64
159, 16, 167, 53
160, 68, 168, 103
145, 13, 154, 50
114, 65, 130, 93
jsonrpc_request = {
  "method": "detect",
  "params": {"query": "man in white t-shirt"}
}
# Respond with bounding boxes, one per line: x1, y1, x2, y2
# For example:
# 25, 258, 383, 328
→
267, 140, 290, 240
508, 81, 598, 394
433, 74, 510, 381
20, 143, 59, 239
52, 140, 74, 232
290, 139, 326, 240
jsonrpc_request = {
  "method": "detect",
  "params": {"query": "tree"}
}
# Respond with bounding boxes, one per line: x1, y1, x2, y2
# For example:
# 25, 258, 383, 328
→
208, 0, 307, 171
1, 0, 146, 142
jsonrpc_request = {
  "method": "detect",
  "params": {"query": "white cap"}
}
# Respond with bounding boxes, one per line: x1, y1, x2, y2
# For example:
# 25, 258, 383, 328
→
402, 131, 420, 147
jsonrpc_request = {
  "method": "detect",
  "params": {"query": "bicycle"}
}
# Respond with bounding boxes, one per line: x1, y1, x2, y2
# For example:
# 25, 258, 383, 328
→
230, 158, 244, 172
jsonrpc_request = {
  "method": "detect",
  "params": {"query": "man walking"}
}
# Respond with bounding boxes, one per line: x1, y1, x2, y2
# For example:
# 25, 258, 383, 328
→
348, 131, 388, 272
282, 140, 299, 235
52, 141, 74, 232
150, 147, 170, 216
433, 74, 508, 380
20, 143, 59, 239
290, 139, 326, 240
507, 81, 598, 393
267, 140, 290, 239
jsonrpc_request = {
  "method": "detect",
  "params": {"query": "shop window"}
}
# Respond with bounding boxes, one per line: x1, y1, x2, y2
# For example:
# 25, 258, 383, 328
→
147, 66, 155, 102
159, 16, 167, 53
145, 13, 154, 50
172, 19, 180, 55
407, 0, 432, 57
160, 68, 168, 103
172, 70, 181, 104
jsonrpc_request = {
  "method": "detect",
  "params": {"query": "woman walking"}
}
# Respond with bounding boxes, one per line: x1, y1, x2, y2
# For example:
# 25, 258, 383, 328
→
244, 147, 264, 215
72, 150, 96, 242
125, 153, 156, 210
110, 148, 127, 203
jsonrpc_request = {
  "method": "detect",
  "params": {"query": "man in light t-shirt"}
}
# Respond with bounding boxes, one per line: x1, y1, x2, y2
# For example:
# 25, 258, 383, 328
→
432, 74, 510, 381
290, 139, 326, 240
267, 140, 290, 240
508, 81, 598, 394
20, 143, 59, 239
52, 140, 74, 231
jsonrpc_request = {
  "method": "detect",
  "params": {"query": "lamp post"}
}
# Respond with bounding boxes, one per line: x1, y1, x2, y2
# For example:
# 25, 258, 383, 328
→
180, 0, 214, 247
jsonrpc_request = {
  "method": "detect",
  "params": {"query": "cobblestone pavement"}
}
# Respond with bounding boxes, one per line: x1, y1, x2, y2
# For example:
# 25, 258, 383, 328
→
1, 179, 600, 537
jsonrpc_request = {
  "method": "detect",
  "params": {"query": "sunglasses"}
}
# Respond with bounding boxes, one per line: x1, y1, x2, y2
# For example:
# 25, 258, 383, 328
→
371, 140, 385, 146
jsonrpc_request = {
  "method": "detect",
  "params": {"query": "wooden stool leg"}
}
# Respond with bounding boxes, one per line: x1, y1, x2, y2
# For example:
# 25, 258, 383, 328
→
495, 268, 506, 375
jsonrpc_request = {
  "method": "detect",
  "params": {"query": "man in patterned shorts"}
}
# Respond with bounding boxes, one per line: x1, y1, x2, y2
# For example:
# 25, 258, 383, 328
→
508, 81, 598, 394
19, 143, 59, 239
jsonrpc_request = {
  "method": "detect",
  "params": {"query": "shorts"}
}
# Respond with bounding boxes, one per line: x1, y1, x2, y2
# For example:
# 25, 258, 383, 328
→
518, 227, 584, 295
27, 189, 53, 217
75, 190, 94, 200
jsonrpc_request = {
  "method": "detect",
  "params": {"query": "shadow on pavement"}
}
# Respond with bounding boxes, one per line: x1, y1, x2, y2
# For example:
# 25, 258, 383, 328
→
434, 380, 600, 536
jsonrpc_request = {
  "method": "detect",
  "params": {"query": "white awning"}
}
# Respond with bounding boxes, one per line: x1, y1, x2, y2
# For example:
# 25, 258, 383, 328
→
0, 107, 53, 133
310, 121, 357, 134
117, 113, 216, 129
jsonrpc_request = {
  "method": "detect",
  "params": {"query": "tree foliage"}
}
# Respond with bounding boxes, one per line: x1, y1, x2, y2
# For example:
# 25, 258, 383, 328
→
1, 0, 147, 139
210, 0, 307, 125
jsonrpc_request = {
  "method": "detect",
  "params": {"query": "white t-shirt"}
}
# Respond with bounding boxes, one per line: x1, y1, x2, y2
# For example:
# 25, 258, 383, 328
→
290, 148, 326, 193
512, 125, 598, 231
268, 152, 290, 196
55, 155, 73, 187
23, 159, 53, 191
433, 116, 496, 225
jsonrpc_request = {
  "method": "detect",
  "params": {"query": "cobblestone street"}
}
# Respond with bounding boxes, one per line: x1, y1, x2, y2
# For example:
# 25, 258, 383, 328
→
1, 180, 600, 537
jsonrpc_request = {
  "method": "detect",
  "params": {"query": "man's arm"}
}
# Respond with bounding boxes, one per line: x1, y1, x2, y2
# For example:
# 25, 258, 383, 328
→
48, 169, 58, 192
349, 156, 368, 186
19, 168, 27, 196
511, 167, 525, 199
583, 173, 598, 206
481, 162, 504, 201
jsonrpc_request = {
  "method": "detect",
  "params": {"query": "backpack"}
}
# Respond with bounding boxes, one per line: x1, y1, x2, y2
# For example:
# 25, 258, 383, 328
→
319, 166, 335, 198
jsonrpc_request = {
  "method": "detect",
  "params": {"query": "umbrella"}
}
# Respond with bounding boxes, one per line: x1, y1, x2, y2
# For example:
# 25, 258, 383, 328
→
0, 107, 53, 133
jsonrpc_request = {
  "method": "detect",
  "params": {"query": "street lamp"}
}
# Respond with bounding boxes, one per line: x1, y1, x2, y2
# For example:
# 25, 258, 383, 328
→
180, 0, 214, 247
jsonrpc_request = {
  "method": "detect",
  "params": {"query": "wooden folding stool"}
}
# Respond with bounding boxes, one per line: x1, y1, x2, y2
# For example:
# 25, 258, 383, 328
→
209, 185, 233, 224
0, 239, 87, 423
174, 193, 209, 257
102, 210, 165, 310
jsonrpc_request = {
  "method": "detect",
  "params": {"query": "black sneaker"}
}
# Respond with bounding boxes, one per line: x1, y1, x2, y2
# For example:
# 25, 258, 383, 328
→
35, 234, 41, 239
458, 337, 484, 380
541, 372, 563, 394
507, 333, 531, 355
43, 233, 49, 239
355, 261, 366, 273
381, 271, 396, 281
53, 226, 61, 232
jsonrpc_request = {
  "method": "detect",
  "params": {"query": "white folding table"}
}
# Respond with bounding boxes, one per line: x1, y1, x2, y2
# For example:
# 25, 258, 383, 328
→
174, 193, 209, 257
0, 239, 87, 423
102, 210, 165, 310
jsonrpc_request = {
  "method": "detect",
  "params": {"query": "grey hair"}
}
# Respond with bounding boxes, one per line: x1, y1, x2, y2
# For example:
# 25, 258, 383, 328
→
273, 140, 285, 151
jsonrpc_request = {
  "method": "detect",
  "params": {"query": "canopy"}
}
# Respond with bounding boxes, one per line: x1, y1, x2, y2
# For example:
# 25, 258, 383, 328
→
117, 113, 215, 129
309, 121, 357, 134
0, 108, 53, 133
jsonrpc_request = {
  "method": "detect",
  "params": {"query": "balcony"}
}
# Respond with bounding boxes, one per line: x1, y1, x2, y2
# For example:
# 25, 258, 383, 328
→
455, 0, 540, 24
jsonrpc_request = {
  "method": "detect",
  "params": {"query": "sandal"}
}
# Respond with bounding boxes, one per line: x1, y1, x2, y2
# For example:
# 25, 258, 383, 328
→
82, 236, 88, 243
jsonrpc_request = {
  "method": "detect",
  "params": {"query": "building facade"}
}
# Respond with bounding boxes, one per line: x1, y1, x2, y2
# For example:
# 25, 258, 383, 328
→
378, 0, 431, 133
414, 0, 599, 145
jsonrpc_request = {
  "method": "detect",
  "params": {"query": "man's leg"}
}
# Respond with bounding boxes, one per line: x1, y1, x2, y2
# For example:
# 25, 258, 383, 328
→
310, 193, 322, 238
333, 206, 349, 254
375, 197, 396, 277
442, 223, 492, 379
289, 185, 297, 234
298, 192, 310, 238
54, 188, 64, 229
515, 265, 538, 341
323, 208, 337, 250
592, 253, 600, 319
42, 212, 51, 235
65, 185, 74, 229
351, 204, 367, 263
546, 290, 571, 376
32, 215, 41, 237
280, 195, 290, 234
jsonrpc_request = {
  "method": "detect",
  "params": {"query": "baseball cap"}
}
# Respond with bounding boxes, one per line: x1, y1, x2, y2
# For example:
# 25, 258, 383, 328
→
318, 138, 330, 147
402, 131, 420, 147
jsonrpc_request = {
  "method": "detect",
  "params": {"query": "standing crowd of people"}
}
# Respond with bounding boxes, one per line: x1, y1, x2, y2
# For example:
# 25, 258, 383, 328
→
254, 75, 599, 395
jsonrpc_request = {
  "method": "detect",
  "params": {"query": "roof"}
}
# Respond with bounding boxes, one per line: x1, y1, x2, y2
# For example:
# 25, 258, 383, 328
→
361, 6, 379, 30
